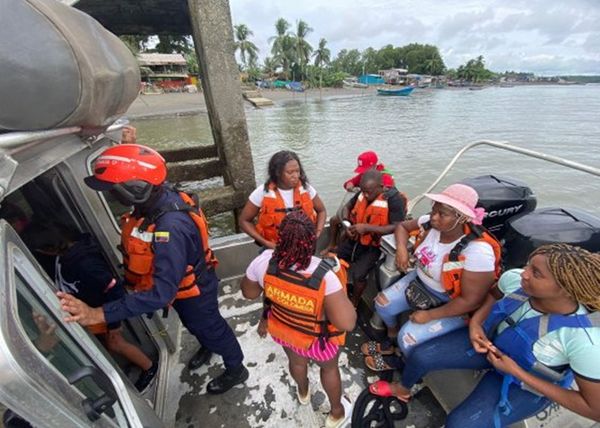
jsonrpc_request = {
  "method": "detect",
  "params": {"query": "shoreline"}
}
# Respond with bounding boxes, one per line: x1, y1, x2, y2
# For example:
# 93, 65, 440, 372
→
126, 87, 372, 120
125, 83, 587, 120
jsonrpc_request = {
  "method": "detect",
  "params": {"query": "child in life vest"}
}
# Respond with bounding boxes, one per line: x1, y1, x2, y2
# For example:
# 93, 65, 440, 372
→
367, 244, 600, 428
343, 150, 395, 191
323, 151, 396, 256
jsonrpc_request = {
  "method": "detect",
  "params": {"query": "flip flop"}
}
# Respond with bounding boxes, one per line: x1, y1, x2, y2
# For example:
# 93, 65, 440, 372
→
360, 340, 395, 356
325, 395, 353, 428
364, 354, 403, 372
368, 380, 410, 403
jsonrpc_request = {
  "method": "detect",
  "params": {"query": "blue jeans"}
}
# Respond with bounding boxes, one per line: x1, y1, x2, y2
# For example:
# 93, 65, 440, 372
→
401, 328, 551, 428
375, 271, 466, 357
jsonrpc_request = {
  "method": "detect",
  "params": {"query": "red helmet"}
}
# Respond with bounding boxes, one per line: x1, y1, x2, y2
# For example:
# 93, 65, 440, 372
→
84, 144, 167, 204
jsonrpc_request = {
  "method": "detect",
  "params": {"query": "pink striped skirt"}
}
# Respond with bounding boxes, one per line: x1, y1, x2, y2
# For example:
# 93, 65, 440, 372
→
273, 336, 339, 362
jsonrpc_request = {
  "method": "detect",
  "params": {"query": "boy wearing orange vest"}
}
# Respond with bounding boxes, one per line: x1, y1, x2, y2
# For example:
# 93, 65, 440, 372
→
336, 170, 406, 306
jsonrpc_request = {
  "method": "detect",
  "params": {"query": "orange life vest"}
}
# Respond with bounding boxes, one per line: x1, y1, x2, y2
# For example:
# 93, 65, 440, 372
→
120, 191, 218, 301
256, 183, 316, 243
264, 258, 346, 350
414, 222, 502, 299
349, 192, 390, 246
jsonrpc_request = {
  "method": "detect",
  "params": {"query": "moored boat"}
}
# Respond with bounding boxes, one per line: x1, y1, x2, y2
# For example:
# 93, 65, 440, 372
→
376, 86, 414, 96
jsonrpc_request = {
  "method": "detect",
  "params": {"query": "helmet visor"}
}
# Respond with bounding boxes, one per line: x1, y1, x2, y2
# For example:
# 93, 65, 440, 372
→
84, 175, 116, 191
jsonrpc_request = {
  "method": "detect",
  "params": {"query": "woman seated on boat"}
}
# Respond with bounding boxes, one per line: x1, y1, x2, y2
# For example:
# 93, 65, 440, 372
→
362, 183, 501, 371
241, 211, 356, 428
368, 244, 600, 428
239, 150, 327, 249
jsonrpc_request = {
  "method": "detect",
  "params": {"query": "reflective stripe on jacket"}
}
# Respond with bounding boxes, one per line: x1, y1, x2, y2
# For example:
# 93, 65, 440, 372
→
264, 258, 346, 351
120, 192, 217, 301
349, 192, 389, 246
414, 222, 502, 299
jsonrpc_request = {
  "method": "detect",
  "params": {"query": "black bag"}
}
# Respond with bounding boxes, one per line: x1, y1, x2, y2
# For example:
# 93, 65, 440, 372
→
404, 277, 444, 310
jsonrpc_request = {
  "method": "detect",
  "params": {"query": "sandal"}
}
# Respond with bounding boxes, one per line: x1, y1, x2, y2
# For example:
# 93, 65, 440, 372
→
296, 384, 311, 405
325, 395, 353, 428
368, 380, 410, 403
364, 354, 404, 372
360, 340, 395, 356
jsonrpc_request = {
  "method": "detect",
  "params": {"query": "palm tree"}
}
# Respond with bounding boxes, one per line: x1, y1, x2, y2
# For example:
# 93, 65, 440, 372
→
312, 38, 330, 68
234, 24, 259, 70
294, 19, 313, 79
425, 56, 444, 76
269, 18, 291, 57
269, 18, 294, 80
312, 38, 330, 91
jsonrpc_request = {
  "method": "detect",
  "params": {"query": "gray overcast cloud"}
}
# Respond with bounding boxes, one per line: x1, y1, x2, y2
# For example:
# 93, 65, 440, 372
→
230, 0, 600, 75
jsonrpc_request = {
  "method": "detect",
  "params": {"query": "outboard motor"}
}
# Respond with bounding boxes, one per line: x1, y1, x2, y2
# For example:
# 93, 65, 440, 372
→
460, 175, 537, 240
503, 207, 600, 269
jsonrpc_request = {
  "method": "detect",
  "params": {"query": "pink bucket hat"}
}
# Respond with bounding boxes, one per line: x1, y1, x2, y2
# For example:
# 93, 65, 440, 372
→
424, 183, 486, 225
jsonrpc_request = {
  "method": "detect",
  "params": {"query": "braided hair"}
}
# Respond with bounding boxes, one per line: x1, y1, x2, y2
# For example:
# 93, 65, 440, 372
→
530, 243, 600, 311
264, 150, 308, 191
272, 210, 316, 271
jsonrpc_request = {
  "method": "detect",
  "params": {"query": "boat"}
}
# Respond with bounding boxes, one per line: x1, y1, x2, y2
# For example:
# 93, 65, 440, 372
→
2, 3, 600, 428
343, 78, 368, 89
376, 86, 414, 96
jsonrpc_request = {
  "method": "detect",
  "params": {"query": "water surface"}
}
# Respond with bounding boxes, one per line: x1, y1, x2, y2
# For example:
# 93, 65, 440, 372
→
134, 85, 600, 233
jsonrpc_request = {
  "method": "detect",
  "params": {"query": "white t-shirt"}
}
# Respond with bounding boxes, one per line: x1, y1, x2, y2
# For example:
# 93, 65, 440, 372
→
498, 270, 600, 380
414, 215, 496, 293
248, 183, 318, 208
245, 249, 342, 296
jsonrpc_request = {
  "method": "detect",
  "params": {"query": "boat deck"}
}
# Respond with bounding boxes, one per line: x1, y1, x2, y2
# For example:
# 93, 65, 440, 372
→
172, 277, 446, 428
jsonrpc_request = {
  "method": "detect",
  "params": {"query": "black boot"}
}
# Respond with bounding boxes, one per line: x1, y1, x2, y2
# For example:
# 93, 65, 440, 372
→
207, 365, 249, 394
188, 347, 213, 371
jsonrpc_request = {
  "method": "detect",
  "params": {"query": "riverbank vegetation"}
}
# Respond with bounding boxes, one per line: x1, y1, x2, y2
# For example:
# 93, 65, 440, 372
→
120, 19, 598, 88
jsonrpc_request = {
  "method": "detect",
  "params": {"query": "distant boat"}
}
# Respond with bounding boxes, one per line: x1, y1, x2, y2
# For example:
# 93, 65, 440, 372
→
343, 79, 368, 89
468, 86, 485, 90
376, 86, 414, 96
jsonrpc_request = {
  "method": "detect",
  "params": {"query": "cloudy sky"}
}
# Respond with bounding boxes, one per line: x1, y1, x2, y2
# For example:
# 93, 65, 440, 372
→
229, 0, 600, 75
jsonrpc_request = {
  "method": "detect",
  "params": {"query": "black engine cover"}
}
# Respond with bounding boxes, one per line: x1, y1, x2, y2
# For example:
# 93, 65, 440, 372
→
460, 175, 537, 239
503, 207, 600, 269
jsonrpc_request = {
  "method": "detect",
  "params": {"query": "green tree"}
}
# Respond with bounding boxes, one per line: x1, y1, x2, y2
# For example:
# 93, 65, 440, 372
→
294, 19, 313, 78
400, 43, 445, 74
331, 49, 363, 76
456, 55, 494, 82
185, 52, 199, 75
313, 38, 331, 68
269, 18, 295, 80
119, 35, 149, 54
361, 47, 378, 74
262, 56, 279, 77
234, 24, 259, 70
154, 35, 193, 54
376, 44, 402, 70
312, 38, 331, 89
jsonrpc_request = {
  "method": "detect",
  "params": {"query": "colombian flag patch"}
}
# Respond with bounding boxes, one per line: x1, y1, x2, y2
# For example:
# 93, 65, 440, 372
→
154, 231, 170, 243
